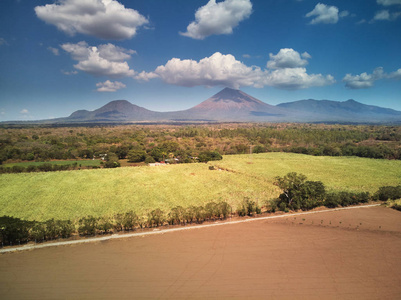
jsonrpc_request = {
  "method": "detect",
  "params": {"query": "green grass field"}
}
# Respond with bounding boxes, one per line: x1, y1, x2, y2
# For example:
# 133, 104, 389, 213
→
2, 160, 101, 168
0, 153, 400, 222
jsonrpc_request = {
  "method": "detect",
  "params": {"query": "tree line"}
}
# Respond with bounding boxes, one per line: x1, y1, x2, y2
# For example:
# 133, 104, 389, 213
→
1, 124, 400, 168
2, 177, 400, 247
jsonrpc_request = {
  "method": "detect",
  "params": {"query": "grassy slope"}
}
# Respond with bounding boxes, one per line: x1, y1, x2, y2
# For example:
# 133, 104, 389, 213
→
213, 153, 401, 192
0, 153, 400, 221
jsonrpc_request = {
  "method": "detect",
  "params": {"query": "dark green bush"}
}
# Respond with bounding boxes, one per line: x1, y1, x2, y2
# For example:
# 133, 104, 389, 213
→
374, 186, 401, 201
0, 216, 32, 245
78, 216, 97, 236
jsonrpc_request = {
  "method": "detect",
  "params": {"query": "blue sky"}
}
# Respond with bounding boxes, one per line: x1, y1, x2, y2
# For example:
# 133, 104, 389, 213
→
0, 0, 400, 121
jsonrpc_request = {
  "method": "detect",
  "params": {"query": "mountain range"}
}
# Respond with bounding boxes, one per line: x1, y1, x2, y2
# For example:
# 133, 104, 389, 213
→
29, 87, 401, 124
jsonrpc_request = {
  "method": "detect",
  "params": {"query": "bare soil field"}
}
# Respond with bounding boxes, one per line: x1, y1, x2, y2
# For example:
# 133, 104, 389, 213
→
1, 206, 400, 300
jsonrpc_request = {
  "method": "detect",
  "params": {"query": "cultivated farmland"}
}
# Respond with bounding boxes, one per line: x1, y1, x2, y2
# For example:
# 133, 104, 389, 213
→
1, 206, 401, 299
0, 153, 400, 222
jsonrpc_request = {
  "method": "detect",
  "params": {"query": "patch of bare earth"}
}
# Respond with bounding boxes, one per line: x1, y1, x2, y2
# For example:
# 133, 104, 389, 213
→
0, 206, 400, 299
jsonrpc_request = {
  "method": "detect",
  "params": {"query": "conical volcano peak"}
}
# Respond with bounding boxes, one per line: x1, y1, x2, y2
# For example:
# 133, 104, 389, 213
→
191, 87, 279, 114
207, 87, 264, 105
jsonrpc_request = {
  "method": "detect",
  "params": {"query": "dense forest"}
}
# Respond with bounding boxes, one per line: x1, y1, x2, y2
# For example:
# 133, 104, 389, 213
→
0, 123, 400, 169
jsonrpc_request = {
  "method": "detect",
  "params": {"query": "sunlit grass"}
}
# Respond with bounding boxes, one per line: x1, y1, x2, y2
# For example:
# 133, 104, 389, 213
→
1, 153, 400, 222
213, 153, 401, 192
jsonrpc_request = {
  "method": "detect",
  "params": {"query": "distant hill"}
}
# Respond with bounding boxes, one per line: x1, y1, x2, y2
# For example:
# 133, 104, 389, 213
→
277, 99, 401, 123
7, 87, 401, 125
66, 100, 163, 122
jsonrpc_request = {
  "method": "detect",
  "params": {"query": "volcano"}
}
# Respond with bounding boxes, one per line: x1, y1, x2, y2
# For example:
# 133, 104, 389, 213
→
168, 87, 287, 121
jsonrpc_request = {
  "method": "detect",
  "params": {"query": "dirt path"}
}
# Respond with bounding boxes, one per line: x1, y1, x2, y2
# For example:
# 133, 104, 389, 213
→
0, 204, 381, 254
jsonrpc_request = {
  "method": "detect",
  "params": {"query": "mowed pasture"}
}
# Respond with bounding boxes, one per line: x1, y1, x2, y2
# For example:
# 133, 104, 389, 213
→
0, 153, 400, 222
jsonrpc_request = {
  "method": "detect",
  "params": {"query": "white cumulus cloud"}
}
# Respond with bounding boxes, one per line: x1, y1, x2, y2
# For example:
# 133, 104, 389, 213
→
35, 0, 148, 40
151, 52, 263, 88
180, 0, 252, 40
267, 48, 311, 69
306, 3, 348, 24
96, 80, 126, 92
61, 41, 136, 77
342, 67, 401, 89
20, 109, 29, 114
136, 51, 335, 90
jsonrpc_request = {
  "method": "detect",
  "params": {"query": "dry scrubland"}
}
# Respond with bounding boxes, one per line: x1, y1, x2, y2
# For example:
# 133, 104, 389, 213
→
0, 153, 400, 221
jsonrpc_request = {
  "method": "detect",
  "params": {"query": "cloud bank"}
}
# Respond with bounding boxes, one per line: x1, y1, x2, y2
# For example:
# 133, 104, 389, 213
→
35, 0, 148, 40
180, 0, 252, 40
137, 49, 335, 90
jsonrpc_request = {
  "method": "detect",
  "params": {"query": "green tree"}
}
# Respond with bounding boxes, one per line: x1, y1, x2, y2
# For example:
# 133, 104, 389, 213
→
127, 149, 146, 162
104, 153, 120, 168
274, 172, 326, 211
144, 156, 156, 164
274, 172, 307, 208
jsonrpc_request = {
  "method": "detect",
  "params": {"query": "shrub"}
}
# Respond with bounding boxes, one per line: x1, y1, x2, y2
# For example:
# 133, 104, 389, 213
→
168, 206, 185, 225
325, 191, 371, 207
148, 209, 165, 227
122, 211, 138, 230
325, 193, 340, 208
265, 199, 278, 213
198, 151, 222, 163
30, 222, 46, 242
57, 220, 74, 238
0, 216, 32, 245
237, 198, 260, 216
205, 202, 219, 220
97, 216, 113, 234
374, 186, 401, 201
78, 216, 97, 236
217, 201, 232, 219
45, 219, 59, 239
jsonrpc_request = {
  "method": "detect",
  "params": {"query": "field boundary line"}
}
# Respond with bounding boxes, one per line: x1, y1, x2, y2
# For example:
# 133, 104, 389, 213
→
0, 204, 381, 254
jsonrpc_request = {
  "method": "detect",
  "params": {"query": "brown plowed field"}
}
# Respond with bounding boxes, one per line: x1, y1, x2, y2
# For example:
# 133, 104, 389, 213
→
1, 206, 401, 299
